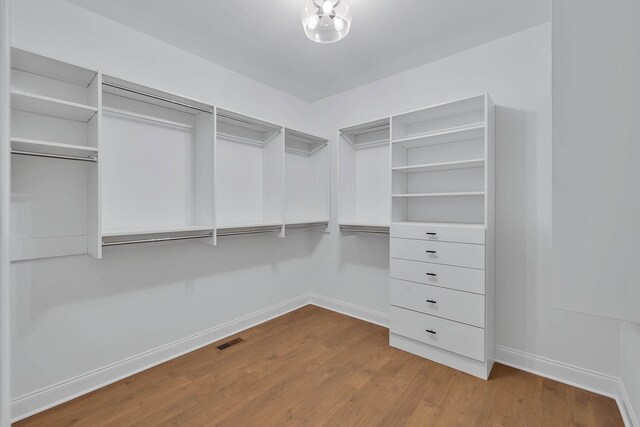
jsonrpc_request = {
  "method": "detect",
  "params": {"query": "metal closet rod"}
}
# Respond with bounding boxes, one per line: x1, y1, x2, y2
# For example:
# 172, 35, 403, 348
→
103, 232, 213, 247
102, 81, 213, 115
217, 227, 281, 237
11, 150, 97, 163
339, 227, 389, 235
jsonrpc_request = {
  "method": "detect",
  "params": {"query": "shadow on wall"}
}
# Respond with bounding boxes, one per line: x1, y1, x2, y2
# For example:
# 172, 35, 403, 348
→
338, 232, 390, 270
494, 105, 545, 348
11, 229, 325, 330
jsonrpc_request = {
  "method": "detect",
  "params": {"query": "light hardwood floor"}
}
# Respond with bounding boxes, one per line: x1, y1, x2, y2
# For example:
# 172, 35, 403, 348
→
15, 305, 623, 426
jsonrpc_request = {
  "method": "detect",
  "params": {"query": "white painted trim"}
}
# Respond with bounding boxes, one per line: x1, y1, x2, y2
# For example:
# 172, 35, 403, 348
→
10, 296, 635, 426
0, 1, 11, 426
617, 377, 639, 427
11, 294, 309, 422
308, 293, 389, 327
496, 345, 636, 427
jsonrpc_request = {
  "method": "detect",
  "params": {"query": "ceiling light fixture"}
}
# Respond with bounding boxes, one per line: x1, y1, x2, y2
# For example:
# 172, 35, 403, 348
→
302, 0, 352, 44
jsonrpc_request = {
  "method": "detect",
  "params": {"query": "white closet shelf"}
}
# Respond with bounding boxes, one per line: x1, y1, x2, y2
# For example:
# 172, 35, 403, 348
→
340, 118, 390, 149
285, 128, 328, 156
392, 191, 485, 198
217, 108, 282, 145
392, 124, 484, 149
102, 226, 214, 238
11, 90, 97, 122
10, 137, 98, 159
392, 159, 484, 174
12, 47, 98, 86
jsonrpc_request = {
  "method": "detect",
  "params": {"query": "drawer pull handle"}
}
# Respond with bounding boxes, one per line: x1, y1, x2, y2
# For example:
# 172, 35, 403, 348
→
426, 232, 437, 236
426, 329, 437, 335
425, 273, 437, 277
426, 299, 437, 304
426, 250, 437, 254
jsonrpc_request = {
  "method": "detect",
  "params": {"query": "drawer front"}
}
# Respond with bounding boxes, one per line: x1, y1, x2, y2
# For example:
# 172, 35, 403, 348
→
390, 258, 485, 294
390, 279, 485, 327
390, 238, 485, 269
391, 223, 485, 244
390, 306, 485, 362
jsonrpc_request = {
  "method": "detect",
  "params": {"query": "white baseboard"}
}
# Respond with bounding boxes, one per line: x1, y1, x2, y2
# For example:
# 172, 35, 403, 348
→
11, 294, 309, 422
308, 293, 389, 327
11, 295, 636, 427
617, 377, 639, 427
496, 345, 636, 427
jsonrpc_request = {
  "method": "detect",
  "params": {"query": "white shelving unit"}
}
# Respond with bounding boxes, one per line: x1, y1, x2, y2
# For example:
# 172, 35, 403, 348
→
9, 49, 331, 259
215, 108, 284, 237
284, 128, 329, 230
338, 118, 391, 234
100, 75, 215, 250
388, 94, 496, 379
9, 48, 101, 261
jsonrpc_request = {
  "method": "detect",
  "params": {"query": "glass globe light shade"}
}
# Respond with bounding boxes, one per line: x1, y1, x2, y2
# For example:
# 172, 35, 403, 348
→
301, 0, 352, 43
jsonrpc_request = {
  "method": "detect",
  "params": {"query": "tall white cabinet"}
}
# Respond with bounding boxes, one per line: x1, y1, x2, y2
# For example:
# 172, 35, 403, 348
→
388, 94, 495, 379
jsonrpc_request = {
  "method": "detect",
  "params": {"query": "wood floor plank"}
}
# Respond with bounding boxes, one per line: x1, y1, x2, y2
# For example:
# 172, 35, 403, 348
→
14, 306, 624, 427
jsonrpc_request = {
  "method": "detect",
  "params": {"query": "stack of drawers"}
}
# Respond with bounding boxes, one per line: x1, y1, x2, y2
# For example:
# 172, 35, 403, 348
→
389, 223, 493, 379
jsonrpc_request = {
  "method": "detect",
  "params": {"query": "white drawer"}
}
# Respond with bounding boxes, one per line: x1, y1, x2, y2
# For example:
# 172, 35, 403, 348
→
390, 258, 485, 294
390, 279, 485, 327
391, 223, 485, 244
390, 238, 485, 269
390, 306, 485, 362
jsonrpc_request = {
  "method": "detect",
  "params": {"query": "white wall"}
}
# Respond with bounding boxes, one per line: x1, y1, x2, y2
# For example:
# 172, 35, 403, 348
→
9, 0, 630, 421
10, 0, 318, 404
306, 23, 622, 377
552, 0, 640, 324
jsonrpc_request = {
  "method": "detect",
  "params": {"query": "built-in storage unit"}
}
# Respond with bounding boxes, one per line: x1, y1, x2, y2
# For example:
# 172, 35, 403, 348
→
8, 49, 334, 260
9, 48, 100, 260
337, 118, 390, 234
284, 128, 329, 230
215, 109, 284, 237
100, 75, 216, 251
388, 94, 495, 379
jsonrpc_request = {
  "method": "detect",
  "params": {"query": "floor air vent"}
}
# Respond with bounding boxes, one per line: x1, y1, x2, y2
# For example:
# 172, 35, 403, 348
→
216, 338, 244, 350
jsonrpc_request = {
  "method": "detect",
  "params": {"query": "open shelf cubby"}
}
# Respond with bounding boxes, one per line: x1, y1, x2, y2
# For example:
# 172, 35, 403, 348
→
215, 109, 284, 234
9, 48, 101, 261
391, 94, 493, 225
338, 118, 391, 232
100, 75, 215, 250
284, 128, 329, 229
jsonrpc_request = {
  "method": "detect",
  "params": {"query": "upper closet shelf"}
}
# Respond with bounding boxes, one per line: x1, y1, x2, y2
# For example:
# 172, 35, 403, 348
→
10, 137, 98, 160
12, 47, 97, 86
392, 124, 484, 149
392, 159, 485, 174
102, 75, 213, 115
11, 90, 97, 122
340, 118, 390, 149
217, 108, 282, 146
285, 128, 328, 156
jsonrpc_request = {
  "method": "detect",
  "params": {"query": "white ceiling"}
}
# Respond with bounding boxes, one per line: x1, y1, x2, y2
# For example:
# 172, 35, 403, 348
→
66, 0, 550, 102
